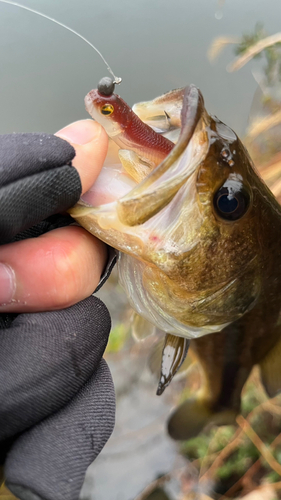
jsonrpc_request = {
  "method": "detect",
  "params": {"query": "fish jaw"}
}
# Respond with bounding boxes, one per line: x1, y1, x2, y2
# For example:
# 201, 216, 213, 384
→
72, 86, 210, 257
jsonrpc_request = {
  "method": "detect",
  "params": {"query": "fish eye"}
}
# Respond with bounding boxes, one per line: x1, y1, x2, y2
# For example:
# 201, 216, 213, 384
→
101, 104, 114, 115
213, 181, 250, 221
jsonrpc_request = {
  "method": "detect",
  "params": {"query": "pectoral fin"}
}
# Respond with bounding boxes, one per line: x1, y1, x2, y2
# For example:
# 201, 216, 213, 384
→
131, 313, 156, 341
259, 334, 281, 397
156, 334, 190, 395
148, 336, 193, 379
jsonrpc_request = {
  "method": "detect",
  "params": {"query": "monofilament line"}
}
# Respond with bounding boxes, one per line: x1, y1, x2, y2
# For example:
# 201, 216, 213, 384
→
0, 0, 122, 84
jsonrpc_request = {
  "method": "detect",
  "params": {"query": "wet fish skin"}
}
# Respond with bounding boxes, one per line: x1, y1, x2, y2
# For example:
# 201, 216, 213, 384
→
168, 312, 281, 440
69, 85, 281, 437
139, 90, 281, 438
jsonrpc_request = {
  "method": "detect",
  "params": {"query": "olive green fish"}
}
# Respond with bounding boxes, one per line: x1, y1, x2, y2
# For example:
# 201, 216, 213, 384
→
69, 83, 281, 439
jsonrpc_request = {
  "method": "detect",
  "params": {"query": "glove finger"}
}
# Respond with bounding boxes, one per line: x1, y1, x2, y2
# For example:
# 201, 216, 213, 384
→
0, 296, 111, 440
5, 359, 115, 500
11, 214, 75, 243
0, 166, 81, 244
0, 134, 75, 185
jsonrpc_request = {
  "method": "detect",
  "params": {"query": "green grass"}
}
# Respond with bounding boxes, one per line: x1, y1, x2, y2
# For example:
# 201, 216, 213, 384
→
106, 322, 129, 353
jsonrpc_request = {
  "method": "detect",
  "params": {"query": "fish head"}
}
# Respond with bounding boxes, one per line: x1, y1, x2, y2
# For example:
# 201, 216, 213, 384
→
116, 86, 281, 333
85, 89, 132, 137
178, 111, 277, 294
72, 85, 281, 337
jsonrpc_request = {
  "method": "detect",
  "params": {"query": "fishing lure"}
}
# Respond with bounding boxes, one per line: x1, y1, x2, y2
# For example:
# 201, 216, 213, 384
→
87, 77, 174, 172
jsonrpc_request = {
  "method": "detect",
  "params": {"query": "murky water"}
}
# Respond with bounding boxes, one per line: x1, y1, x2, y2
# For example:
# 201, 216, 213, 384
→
1, 1, 281, 499
0, 0, 280, 137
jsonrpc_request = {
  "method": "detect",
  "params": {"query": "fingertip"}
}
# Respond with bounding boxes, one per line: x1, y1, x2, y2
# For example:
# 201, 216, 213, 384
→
56, 120, 108, 193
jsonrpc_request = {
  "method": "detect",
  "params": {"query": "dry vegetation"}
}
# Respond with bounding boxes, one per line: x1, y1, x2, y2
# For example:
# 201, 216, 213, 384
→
134, 370, 281, 500
134, 26, 281, 500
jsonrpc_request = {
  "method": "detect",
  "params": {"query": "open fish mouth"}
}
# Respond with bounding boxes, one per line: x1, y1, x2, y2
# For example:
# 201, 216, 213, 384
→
70, 83, 263, 340
69, 81, 281, 399
75, 85, 209, 224
81, 139, 138, 207
132, 87, 184, 132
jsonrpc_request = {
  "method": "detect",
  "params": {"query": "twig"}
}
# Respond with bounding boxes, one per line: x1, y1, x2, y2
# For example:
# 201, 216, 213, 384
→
271, 481, 281, 490
218, 429, 281, 499
133, 472, 173, 500
199, 427, 244, 482
236, 415, 281, 476
228, 32, 281, 71
219, 456, 262, 500
199, 427, 234, 478
247, 109, 281, 139
258, 155, 281, 181
207, 36, 240, 62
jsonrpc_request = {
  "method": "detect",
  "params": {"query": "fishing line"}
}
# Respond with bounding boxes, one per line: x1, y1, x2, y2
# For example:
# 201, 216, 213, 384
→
0, 0, 122, 84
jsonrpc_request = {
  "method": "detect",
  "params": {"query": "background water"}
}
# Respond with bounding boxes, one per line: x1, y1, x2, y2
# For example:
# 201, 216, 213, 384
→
0, 0, 280, 137
1, 1, 280, 499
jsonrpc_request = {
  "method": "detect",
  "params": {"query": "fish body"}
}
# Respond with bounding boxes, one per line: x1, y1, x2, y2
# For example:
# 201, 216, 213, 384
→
69, 84, 281, 439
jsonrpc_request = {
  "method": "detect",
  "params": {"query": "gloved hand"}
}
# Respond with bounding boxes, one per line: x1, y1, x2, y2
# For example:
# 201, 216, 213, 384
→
0, 120, 116, 500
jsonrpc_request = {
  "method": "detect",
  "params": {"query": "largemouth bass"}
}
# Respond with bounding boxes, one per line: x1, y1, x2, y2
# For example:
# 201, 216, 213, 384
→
69, 81, 281, 440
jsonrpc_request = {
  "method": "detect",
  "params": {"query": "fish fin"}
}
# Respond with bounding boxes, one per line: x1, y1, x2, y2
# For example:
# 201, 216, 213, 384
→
131, 313, 156, 342
176, 355, 195, 376
259, 334, 281, 397
148, 336, 193, 379
148, 336, 165, 378
118, 149, 153, 183
156, 334, 190, 395
168, 397, 237, 440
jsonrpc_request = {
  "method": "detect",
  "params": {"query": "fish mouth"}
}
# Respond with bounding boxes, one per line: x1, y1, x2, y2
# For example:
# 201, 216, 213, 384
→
132, 87, 184, 132
81, 140, 137, 206
81, 86, 209, 225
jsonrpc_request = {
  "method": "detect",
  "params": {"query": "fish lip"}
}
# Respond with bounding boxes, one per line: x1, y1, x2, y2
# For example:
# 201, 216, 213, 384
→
116, 85, 209, 226
83, 86, 209, 217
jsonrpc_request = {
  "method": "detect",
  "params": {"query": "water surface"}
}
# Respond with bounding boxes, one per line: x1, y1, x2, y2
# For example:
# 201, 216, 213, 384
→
0, 0, 280, 136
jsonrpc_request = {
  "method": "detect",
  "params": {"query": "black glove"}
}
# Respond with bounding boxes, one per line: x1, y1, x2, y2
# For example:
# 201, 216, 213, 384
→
0, 133, 116, 500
